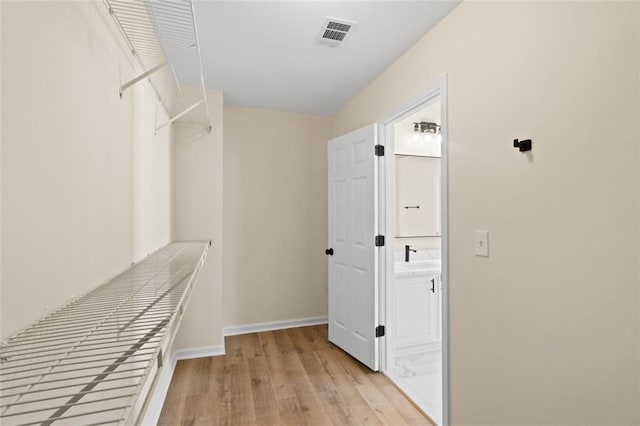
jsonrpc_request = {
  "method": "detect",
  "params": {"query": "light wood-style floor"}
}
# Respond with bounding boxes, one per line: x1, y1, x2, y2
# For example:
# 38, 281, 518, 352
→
158, 325, 432, 425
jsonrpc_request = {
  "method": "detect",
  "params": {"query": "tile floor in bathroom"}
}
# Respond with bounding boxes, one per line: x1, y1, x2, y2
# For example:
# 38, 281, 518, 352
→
388, 349, 442, 425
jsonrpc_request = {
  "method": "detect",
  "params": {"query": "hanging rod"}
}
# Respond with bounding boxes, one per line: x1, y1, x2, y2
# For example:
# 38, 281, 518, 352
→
0, 241, 210, 425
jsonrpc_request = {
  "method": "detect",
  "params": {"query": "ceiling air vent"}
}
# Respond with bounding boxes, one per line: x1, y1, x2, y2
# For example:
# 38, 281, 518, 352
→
318, 17, 357, 48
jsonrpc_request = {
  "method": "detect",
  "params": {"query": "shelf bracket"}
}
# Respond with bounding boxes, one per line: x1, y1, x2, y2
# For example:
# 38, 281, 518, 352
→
106, 0, 211, 136
155, 99, 206, 133
179, 126, 212, 145
119, 62, 168, 98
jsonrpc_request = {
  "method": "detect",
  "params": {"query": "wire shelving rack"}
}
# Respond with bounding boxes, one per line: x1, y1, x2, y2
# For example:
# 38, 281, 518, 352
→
0, 241, 210, 425
105, 0, 212, 143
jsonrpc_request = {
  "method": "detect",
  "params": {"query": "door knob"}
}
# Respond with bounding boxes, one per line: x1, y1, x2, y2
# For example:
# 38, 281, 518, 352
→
325, 248, 334, 256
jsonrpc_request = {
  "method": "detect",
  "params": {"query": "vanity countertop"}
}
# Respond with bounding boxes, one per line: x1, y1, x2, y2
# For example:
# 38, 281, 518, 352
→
394, 259, 441, 276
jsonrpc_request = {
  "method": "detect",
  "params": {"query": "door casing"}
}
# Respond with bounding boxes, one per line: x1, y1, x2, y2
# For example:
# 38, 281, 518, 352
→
377, 75, 450, 425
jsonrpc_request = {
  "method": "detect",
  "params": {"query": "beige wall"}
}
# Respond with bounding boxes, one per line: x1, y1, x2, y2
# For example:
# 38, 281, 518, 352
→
133, 82, 171, 260
333, 1, 640, 424
171, 89, 224, 350
223, 106, 330, 327
1, 1, 172, 339
1, 0, 4, 336
2, 2, 639, 422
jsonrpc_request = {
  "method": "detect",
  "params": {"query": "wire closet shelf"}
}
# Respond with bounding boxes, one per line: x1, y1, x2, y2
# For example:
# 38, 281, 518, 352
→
0, 241, 210, 426
105, 0, 212, 143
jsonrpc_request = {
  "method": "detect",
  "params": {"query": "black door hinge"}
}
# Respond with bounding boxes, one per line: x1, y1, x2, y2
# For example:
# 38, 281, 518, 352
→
375, 145, 384, 156
375, 325, 385, 338
375, 235, 385, 247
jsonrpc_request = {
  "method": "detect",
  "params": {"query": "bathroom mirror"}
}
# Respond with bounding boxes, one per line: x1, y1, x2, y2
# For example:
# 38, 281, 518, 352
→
395, 155, 441, 237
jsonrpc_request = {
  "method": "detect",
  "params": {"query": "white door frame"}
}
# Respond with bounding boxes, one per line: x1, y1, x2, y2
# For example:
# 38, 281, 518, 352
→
377, 75, 449, 425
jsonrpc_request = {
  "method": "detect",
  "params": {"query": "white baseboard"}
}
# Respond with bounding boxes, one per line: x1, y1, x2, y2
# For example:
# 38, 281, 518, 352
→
143, 317, 327, 425
141, 344, 224, 425
223, 316, 328, 336
174, 344, 225, 360
141, 354, 177, 426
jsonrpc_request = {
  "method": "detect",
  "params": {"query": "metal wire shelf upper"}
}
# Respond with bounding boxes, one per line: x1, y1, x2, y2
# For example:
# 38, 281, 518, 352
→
0, 241, 210, 425
105, 0, 212, 141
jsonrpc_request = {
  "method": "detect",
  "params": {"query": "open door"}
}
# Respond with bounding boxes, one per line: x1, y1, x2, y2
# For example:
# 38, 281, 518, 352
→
327, 124, 380, 371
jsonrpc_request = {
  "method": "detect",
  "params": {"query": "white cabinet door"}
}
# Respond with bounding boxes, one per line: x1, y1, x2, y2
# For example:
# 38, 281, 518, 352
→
394, 273, 441, 347
394, 274, 430, 347
327, 124, 379, 371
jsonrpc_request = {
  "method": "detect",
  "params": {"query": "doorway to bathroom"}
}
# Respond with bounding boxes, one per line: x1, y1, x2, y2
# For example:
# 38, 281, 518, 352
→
378, 78, 448, 425
326, 77, 448, 425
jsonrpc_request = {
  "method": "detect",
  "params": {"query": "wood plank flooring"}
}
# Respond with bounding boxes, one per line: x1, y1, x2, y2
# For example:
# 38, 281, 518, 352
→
158, 325, 432, 425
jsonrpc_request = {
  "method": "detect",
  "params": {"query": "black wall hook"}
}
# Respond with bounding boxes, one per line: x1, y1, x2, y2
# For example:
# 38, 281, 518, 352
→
513, 139, 532, 152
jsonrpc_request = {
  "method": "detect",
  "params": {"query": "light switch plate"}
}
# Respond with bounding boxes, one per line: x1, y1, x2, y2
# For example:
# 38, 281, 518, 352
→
475, 230, 489, 257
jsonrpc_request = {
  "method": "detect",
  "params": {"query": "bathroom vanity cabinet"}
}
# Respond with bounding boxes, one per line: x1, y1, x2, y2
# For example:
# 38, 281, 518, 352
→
394, 271, 442, 350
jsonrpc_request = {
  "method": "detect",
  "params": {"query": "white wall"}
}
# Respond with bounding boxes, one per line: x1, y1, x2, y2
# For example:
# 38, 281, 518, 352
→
333, 1, 640, 423
223, 106, 331, 327
171, 88, 224, 351
1, 1, 171, 339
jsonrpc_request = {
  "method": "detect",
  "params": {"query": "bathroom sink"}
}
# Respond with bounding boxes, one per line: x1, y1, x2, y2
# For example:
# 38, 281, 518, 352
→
394, 259, 441, 274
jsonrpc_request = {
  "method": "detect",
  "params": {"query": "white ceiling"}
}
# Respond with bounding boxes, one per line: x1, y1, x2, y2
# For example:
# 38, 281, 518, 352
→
193, 1, 461, 115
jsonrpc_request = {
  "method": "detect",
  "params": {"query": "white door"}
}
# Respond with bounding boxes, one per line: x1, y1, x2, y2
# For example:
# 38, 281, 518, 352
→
327, 124, 380, 371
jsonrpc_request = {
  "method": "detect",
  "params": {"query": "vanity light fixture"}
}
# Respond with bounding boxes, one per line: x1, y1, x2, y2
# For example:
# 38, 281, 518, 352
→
412, 121, 441, 143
